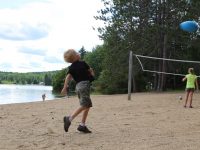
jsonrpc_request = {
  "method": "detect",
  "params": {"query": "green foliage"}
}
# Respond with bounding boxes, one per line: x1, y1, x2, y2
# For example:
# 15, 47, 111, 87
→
44, 74, 52, 85
96, 42, 129, 94
83, 45, 106, 79
51, 68, 76, 94
1, 80, 14, 84
52, 68, 67, 92
0, 71, 57, 85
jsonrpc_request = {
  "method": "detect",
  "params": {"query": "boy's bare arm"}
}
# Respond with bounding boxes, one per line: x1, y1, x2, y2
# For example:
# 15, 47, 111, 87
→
61, 74, 72, 95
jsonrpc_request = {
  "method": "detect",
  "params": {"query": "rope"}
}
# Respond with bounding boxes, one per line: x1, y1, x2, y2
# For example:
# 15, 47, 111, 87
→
134, 54, 200, 77
134, 54, 200, 64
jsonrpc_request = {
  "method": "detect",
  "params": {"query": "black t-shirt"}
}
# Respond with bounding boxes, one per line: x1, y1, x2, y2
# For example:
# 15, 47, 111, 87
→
67, 61, 94, 83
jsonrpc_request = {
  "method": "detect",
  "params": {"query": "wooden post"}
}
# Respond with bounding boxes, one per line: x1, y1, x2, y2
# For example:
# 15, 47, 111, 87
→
128, 51, 133, 100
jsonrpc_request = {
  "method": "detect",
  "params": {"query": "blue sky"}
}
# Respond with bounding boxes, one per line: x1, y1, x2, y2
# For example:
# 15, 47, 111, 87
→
0, 0, 49, 9
0, 0, 103, 72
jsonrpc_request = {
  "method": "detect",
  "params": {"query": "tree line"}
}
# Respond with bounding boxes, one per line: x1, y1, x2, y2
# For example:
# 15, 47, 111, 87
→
0, 71, 56, 85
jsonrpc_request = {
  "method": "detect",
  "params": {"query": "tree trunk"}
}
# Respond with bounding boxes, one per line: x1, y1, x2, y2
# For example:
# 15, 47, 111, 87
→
160, 0, 168, 91
160, 34, 167, 90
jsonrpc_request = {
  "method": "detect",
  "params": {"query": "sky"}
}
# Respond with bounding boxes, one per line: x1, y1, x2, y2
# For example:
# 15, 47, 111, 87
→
0, 0, 104, 72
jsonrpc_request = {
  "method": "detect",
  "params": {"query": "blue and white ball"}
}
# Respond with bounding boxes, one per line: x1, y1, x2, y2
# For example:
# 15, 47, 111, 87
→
180, 21, 199, 32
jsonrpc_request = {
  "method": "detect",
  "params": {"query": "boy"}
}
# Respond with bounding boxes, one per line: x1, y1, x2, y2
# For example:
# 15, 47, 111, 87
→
61, 49, 94, 133
182, 68, 198, 108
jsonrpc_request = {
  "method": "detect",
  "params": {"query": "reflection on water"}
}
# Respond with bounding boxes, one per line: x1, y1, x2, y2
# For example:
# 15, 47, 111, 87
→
0, 84, 58, 104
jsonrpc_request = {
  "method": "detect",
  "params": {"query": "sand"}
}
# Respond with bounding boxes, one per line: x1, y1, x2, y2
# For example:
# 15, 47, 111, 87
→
1, 92, 200, 150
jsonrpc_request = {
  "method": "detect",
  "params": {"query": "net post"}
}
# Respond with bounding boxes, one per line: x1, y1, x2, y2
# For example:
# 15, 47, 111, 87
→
128, 51, 133, 100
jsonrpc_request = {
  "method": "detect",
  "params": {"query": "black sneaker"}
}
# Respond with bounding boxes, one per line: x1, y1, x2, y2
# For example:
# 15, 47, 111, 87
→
63, 116, 71, 132
77, 125, 92, 133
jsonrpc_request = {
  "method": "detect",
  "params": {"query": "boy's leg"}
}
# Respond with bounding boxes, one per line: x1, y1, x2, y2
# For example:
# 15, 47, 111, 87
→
64, 106, 86, 132
76, 81, 92, 123
76, 81, 92, 133
64, 81, 92, 133
70, 106, 87, 121
81, 107, 90, 125
68, 80, 91, 122
77, 107, 92, 133
76, 105, 92, 134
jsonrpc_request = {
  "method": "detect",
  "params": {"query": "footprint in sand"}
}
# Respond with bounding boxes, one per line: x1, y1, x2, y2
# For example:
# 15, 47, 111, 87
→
47, 127, 55, 134
145, 112, 156, 115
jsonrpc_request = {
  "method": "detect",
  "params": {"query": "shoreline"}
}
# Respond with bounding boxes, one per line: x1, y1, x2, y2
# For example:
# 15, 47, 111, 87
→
0, 91, 186, 105
0, 97, 65, 106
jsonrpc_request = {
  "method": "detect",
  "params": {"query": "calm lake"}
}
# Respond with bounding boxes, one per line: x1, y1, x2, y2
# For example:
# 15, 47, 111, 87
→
0, 84, 57, 105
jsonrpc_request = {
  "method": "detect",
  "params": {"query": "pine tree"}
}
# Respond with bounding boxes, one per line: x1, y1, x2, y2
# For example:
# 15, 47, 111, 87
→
79, 46, 87, 59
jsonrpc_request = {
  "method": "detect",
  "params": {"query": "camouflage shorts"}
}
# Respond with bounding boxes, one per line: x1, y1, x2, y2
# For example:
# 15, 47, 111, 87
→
76, 81, 92, 108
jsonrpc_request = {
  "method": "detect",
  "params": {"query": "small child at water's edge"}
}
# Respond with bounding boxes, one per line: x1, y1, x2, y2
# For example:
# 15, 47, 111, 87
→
42, 94, 46, 101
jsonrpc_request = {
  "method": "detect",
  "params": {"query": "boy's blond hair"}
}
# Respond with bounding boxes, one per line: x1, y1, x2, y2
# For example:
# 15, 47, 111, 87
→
64, 49, 78, 63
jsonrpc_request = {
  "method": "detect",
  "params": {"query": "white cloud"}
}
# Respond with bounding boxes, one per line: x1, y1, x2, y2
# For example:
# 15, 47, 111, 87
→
0, 23, 49, 41
0, 0, 49, 9
44, 56, 63, 64
0, 0, 104, 72
0, 63, 13, 70
18, 47, 46, 56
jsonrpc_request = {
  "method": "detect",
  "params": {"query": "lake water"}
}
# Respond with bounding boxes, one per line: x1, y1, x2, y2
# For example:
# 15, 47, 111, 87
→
0, 84, 56, 105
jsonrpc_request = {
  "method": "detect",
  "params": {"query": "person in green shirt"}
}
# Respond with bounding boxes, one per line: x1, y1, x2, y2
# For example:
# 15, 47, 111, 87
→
182, 68, 199, 108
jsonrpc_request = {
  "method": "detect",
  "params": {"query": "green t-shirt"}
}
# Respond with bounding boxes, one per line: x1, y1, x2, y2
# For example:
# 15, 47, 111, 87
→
186, 74, 197, 88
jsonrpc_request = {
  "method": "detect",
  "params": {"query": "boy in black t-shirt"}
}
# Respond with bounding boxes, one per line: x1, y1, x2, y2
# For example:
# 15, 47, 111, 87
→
61, 49, 94, 133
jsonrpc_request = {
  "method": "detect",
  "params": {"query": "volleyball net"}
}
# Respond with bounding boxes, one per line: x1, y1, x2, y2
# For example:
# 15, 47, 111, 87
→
128, 51, 200, 100
134, 54, 200, 77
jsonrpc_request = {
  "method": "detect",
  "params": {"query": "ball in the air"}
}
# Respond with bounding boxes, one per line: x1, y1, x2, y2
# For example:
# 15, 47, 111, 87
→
180, 21, 199, 32
179, 96, 182, 100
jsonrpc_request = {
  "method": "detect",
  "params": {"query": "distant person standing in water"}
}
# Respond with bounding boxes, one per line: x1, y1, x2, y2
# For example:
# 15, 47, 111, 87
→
42, 94, 46, 101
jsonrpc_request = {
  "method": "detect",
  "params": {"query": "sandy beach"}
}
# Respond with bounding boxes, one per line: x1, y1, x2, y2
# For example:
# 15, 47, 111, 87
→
1, 92, 200, 150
